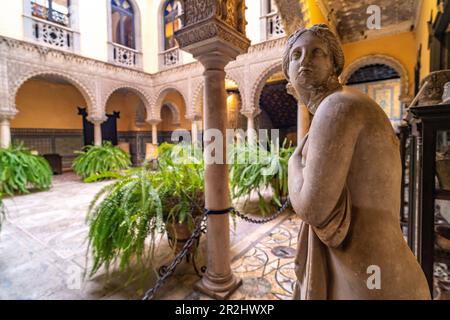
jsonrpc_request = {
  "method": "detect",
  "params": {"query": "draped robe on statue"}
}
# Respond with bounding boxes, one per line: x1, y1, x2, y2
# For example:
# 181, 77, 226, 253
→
290, 87, 431, 300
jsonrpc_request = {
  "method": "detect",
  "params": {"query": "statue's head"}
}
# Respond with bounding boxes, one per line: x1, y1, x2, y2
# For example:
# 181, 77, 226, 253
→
282, 24, 344, 95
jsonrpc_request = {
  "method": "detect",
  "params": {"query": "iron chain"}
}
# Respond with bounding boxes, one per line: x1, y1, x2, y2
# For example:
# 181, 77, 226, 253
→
142, 211, 207, 300
142, 197, 291, 300
232, 197, 291, 224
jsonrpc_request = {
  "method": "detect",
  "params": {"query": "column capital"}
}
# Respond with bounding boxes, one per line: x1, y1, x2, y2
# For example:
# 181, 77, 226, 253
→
146, 118, 161, 126
241, 108, 261, 119
175, 1, 250, 68
186, 113, 202, 122
87, 115, 107, 124
0, 108, 18, 121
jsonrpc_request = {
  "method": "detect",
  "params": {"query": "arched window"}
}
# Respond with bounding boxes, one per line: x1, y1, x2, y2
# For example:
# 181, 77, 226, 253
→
31, 0, 70, 26
111, 0, 135, 49
163, 0, 183, 51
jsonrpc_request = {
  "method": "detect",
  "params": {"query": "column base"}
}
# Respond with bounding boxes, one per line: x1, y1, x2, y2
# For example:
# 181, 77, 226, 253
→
194, 276, 242, 300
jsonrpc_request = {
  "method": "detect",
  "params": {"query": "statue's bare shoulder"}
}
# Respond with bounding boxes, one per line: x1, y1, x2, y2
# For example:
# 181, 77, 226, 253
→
315, 86, 371, 126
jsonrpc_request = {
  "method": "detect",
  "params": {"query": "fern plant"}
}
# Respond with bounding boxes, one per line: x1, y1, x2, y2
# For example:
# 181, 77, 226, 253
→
0, 144, 52, 196
72, 141, 131, 181
229, 140, 294, 215
86, 143, 204, 276
87, 168, 164, 275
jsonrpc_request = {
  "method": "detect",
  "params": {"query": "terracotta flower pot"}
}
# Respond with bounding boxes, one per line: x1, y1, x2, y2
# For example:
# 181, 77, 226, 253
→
166, 221, 196, 254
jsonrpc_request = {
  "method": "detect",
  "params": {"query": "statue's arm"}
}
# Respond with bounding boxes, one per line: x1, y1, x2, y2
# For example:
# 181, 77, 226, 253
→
288, 99, 363, 227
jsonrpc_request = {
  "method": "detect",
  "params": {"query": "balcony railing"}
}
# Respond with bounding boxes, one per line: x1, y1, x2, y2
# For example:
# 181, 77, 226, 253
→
31, 1, 70, 27
111, 43, 140, 68
159, 47, 182, 69
32, 18, 73, 51
265, 12, 285, 39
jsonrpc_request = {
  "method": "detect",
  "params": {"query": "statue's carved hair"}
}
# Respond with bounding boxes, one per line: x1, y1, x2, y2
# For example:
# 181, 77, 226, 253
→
282, 24, 345, 81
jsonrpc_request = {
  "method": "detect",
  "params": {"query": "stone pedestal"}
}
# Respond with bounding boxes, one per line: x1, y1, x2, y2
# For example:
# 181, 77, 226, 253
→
175, 0, 250, 300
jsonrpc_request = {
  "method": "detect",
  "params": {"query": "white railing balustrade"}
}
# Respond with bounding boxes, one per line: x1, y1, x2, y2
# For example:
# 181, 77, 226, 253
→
159, 47, 182, 69
112, 43, 139, 68
32, 19, 73, 50
266, 12, 285, 39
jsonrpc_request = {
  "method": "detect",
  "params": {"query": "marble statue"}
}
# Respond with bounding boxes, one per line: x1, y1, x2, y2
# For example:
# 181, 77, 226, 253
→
285, 24, 431, 300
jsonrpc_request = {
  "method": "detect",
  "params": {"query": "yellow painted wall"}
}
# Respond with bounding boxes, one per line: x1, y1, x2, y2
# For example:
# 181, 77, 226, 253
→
159, 91, 190, 131
106, 91, 152, 132
13, 79, 85, 129
0, 0, 24, 41
342, 32, 417, 97
415, 0, 439, 80
306, 0, 328, 25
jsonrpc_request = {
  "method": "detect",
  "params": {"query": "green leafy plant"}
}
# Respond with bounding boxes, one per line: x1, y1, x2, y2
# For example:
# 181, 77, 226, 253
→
86, 143, 204, 276
229, 140, 294, 215
86, 168, 164, 275
72, 141, 131, 181
0, 144, 52, 196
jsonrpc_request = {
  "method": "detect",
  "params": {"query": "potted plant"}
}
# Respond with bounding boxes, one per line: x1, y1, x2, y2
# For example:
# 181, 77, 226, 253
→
0, 144, 52, 196
86, 143, 204, 276
228, 139, 294, 215
72, 141, 131, 182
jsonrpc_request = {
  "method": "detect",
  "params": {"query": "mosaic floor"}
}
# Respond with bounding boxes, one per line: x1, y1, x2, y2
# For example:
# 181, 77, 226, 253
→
185, 215, 299, 300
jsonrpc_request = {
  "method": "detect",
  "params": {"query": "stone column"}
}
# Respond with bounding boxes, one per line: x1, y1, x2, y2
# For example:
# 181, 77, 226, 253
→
0, 109, 16, 149
175, 0, 250, 300
147, 119, 161, 146
191, 120, 198, 145
241, 110, 258, 144
287, 84, 311, 142
0, 116, 11, 148
93, 121, 102, 146
88, 116, 107, 146
152, 124, 158, 145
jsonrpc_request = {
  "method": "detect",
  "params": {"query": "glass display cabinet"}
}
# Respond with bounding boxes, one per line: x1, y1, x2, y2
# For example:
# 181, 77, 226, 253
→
410, 104, 450, 299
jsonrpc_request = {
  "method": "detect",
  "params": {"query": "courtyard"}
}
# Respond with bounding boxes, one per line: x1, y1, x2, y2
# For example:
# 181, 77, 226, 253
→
0, 173, 298, 300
